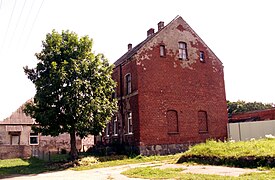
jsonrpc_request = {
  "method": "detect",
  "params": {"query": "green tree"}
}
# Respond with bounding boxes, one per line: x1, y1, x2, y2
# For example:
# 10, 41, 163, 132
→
24, 30, 117, 160
227, 100, 273, 116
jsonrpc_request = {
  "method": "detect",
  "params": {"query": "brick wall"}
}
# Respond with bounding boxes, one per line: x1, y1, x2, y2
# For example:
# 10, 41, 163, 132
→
0, 145, 31, 159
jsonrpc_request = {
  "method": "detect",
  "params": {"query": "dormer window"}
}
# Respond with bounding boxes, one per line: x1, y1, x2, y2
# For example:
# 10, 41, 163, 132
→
160, 45, 166, 57
200, 51, 205, 62
178, 42, 187, 60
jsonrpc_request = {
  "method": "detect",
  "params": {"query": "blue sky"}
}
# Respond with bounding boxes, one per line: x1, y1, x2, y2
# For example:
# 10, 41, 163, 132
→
0, 0, 275, 120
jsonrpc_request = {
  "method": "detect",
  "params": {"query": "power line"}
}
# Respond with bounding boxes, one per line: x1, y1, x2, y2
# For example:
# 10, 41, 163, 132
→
18, 0, 35, 46
25, 0, 44, 48
1, 0, 17, 49
10, 0, 27, 47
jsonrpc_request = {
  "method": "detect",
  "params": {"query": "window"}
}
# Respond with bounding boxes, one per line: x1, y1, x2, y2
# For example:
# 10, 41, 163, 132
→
160, 45, 165, 57
200, 51, 205, 62
105, 123, 109, 137
127, 112, 133, 134
198, 111, 208, 133
10, 132, 20, 145
125, 74, 131, 95
29, 133, 39, 145
178, 42, 187, 60
113, 116, 118, 136
167, 110, 179, 133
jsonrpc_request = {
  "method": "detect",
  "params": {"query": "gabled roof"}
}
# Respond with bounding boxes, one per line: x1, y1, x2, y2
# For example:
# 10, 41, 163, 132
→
114, 16, 181, 66
113, 15, 222, 67
0, 100, 34, 125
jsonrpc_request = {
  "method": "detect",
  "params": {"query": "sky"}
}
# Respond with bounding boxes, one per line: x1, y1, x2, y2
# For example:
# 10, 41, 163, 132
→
0, 0, 274, 120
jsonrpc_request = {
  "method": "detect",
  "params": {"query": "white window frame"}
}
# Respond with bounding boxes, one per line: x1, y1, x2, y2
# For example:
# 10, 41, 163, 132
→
127, 112, 133, 134
179, 42, 187, 60
113, 116, 118, 136
29, 133, 39, 145
125, 73, 131, 95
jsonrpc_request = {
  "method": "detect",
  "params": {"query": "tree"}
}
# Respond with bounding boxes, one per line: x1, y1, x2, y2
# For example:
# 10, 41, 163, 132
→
227, 100, 273, 116
24, 30, 117, 160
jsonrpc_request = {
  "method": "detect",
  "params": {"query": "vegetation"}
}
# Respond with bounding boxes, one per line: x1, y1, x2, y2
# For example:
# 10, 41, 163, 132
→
23, 30, 117, 160
0, 158, 60, 178
227, 100, 273, 116
122, 166, 275, 180
72, 154, 181, 171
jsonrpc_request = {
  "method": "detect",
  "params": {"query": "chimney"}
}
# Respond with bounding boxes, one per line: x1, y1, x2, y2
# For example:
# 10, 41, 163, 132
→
147, 28, 155, 37
158, 21, 164, 31
128, 43, 132, 51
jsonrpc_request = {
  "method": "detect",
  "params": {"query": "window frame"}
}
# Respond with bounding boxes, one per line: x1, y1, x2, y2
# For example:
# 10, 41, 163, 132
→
29, 132, 39, 145
199, 51, 205, 62
167, 110, 179, 134
113, 116, 118, 136
178, 42, 188, 60
125, 73, 131, 95
160, 45, 166, 57
198, 110, 208, 133
127, 112, 133, 134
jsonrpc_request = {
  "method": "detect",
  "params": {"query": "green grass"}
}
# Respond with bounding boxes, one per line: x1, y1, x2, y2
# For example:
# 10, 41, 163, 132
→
0, 157, 61, 178
122, 166, 275, 179
122, 166, 235, 180
184, 138, 275, 157
72, 154, 182, 171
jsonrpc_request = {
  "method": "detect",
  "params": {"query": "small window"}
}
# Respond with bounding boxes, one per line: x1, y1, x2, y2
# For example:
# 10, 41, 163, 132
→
113, 116, 118, 136
198, 111, 208, 133
127, 112, 133, 134
10, 132, 20, 145
29, 133, 39, 145
160, 45, 165, 57
200, 51, 205, 62
167, 110, 179, 133
178, 42, 187, 60
105, 123, 109, 137
125, 74, 131, 95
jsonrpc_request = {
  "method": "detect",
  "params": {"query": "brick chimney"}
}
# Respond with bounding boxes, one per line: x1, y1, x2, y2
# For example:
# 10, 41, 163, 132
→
158, 21, 164, 31
147, 28, 155, 37
128, 43, 132, 51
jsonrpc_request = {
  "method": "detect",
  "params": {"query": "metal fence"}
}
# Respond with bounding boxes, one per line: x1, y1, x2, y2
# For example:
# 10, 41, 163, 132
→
228, 119, 275, 141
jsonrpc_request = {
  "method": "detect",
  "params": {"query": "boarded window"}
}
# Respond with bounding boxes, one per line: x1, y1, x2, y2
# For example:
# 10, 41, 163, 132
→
198, 111, 208, 133
167, 110, 179, 133
10, 132, 20, 145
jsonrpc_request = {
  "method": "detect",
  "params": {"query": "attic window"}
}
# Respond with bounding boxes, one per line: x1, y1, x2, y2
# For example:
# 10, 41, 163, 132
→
200, 51, 205, 62
160, 45, 165, 57
178, 42, 187, 60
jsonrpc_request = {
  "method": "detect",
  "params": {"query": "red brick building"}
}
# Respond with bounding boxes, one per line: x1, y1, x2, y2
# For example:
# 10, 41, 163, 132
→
103, 16, 228, 155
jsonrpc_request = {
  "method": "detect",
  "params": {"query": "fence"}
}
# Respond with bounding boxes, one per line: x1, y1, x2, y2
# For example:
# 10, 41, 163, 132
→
228, 119, 275, 141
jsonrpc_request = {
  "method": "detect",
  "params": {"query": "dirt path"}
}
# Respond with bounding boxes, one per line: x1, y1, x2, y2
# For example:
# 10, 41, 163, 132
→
3, 162, 263, 180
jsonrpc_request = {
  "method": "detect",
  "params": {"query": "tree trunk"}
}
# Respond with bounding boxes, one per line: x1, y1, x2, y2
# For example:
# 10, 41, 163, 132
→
70, 131, 78, 160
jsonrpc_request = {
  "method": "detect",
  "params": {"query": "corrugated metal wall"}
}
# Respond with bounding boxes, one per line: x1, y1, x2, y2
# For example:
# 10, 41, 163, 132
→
228, 120, 275, 141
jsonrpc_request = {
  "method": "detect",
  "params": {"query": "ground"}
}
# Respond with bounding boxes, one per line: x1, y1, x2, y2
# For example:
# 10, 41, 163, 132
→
3, 162, 262, 180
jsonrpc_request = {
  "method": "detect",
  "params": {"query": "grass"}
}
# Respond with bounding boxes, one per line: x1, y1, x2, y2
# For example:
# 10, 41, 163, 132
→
183, 138, 275, 158
123, 166, 275, 180
72, 154, 182, 171
0, 157, 61, 178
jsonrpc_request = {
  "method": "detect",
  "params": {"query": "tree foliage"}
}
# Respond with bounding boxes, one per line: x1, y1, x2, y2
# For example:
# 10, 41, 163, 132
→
24, 30, 117, 159
227, 100, 273, 116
